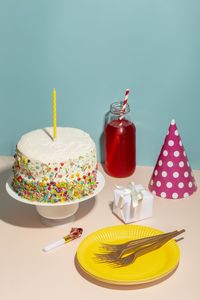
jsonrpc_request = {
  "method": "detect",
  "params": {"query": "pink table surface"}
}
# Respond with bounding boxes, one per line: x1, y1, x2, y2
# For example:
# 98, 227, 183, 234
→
0, 156, 199, 300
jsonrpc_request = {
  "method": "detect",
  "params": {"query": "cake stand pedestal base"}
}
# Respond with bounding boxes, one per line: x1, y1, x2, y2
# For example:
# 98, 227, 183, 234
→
36, 203, 79, 226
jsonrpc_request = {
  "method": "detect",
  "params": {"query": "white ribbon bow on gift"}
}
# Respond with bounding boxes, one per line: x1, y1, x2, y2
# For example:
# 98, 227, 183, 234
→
115, 182, 144, 210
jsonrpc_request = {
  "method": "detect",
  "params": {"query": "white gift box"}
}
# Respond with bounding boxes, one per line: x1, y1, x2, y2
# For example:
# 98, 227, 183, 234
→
113, 182, 153, 223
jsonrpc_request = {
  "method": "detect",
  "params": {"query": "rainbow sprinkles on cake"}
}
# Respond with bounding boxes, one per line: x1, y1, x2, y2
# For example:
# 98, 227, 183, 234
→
12, 127, 98, 203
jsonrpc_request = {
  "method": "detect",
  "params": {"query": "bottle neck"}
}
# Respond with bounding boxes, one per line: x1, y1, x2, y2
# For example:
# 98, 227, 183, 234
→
110, 101, 130, 117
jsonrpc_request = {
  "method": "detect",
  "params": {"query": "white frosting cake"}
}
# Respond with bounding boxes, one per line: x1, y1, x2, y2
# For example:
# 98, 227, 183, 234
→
12, 127, 98, 203
17, 127, 96, 162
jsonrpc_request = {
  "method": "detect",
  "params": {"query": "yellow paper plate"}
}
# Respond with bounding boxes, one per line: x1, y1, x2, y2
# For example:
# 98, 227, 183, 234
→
76, 225, 180, 285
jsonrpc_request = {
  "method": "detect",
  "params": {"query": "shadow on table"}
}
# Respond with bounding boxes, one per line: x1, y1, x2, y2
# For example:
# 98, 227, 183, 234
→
0, 167, 96, 228
74, 254, 178, 290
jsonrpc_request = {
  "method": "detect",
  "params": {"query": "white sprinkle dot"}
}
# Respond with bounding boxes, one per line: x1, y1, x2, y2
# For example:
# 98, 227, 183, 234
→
174, 151, 180, 157
172, 193, 178, 199
184, 171, 189, 178
183, 151, 186, 157
179, 161, 184, 167
173, 172, 179, 178
168, 140, 174, 146
162, 171, 167, 177
158, 160, 163, 166
188, 182, 193, 188
167, 161, 173, 167
179, 140, 182, 146
150, 179, 154, 185
178, 182, 184, 188
166, 182, 173, 188
187, 161, 190, 166
163, 150, 168, 157
152, 190, 156, 195
184, 192, 189, 198
174, 129, 179, 136
156, 181, 161, 187
161, 192, 166, 198
154, 170, 158, 176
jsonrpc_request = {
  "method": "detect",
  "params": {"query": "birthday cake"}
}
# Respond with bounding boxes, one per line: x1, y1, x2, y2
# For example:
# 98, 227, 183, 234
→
12, 127, 98, 203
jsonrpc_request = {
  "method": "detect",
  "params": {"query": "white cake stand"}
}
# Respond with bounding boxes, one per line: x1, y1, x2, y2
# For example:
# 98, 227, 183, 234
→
6, 171, 105, 226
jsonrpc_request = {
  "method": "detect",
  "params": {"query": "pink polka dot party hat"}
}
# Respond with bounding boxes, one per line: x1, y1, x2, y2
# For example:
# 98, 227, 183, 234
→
149, 119, 197, 199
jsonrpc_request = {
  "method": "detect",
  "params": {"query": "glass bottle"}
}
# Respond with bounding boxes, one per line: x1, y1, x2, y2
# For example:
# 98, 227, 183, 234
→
104, 101, 136, 177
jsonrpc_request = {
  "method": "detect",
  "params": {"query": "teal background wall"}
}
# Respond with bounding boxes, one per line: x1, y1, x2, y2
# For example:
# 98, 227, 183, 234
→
0, 0, 200, 169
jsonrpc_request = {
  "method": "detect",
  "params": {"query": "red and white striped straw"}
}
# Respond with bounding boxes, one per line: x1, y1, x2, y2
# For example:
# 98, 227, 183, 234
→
120, 88, 130, 119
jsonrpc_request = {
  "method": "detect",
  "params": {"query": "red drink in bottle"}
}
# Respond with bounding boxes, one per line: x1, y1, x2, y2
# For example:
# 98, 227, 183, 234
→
105, 102, 136, 177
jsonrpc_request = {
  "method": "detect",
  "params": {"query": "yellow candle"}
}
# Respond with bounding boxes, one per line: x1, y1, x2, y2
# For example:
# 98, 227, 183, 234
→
52, 88, 57, 140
